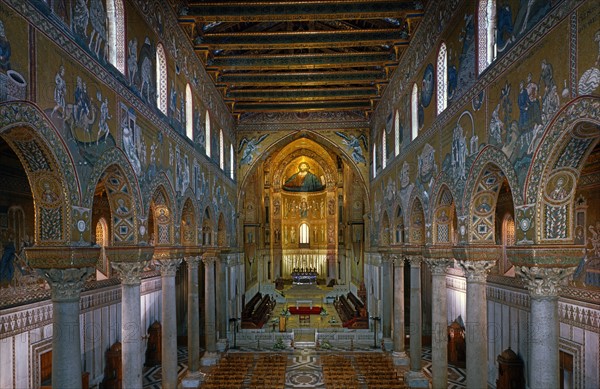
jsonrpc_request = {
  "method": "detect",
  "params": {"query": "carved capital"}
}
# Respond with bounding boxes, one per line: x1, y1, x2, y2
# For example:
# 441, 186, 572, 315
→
515, 266, 575, 299
424, 258, 452, 275
407, 255, 422, 267
111, 261, 148, 285
185, 255, 202, 269
390, 254, 405, 267
155, 258, 182, 277
38, 267, 93, 302
458, 260, 495, 283
202, 256, 218, 267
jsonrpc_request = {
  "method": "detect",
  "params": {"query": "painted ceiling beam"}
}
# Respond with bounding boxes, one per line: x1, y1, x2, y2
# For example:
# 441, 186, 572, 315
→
196, 29, 408, 50
225, 87, 379, 101
218, 70, 386, 86
182, 1, 423, 22
232, 100, 372, 112
207, 52, 394, 70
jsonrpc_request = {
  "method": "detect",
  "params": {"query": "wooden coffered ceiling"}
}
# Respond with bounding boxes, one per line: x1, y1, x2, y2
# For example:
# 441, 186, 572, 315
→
178, 1, 425, 121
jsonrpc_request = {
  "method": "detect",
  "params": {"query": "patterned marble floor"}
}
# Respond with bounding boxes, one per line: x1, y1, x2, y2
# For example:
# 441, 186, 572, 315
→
134, 345, 470, 388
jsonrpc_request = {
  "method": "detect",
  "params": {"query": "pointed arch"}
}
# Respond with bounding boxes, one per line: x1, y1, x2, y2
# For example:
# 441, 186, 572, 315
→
432, 184, 456, 244
0, 103, 81, 244
394, 110, 400, 156
437, 42, 448, 114
205, 111, 211, 157
407, 195, 426, 245
106, 0, 125, 74
185, 83, 193, 140
478, 0, 496, 74
411, 83, 419, 140
217, 212, 227, 247
180, 195, 198, 246
155, 43, 167, 114
381, 211, 391, 246
394, 204, 405, 244
201, 206, 213, 246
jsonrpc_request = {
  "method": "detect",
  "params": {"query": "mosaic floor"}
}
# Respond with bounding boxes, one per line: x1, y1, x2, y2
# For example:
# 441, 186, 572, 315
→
134, 345, 470, 388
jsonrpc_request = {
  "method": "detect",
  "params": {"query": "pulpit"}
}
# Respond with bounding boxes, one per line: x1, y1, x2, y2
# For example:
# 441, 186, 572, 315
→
145, 321, 162, 367
447, 320, 466, 368
101, 342, 122, 389
496, 348, 525, 389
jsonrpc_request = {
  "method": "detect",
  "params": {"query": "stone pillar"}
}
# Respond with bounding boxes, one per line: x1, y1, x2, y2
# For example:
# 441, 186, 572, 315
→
216, 255, 228, 348
156, 258, 182, 389
182, 256, 202, 387
111, 261, 148, 389
458, 260, 495, 389
517, 266, 573, 389
201, 255, 218, 366
392, 254, 408, 365
41, 268, 93, 389
424, 258, 451, 389
404, 255, 428, 388
381, 254, 393, 340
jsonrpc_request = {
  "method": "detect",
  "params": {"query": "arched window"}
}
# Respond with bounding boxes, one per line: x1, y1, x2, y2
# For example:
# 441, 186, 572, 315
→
299, 223, 309, 244
411, 83, 418, 140
381, 130, 387, 170
394, 110, 400, 156
96, 218, 109, 278
372, 144, 377, 177
205, 111, 211, 157
478, 0, 496, 74
219, 129, 224, 170
185, 84, 193, 140
229, 143, 234, 180
106, 0, 125, 73
437, 42, 448, 114
155, 43, 167, 114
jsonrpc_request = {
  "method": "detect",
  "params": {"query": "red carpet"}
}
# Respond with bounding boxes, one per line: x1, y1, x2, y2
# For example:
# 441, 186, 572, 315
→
288, 306, 322, 315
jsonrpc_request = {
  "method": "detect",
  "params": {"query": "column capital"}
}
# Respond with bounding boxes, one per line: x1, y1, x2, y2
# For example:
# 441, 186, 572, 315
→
184, 255, 202, 268
424, 258, 452, 275
111, 261, 148, 285
458, 260, 495, 283
407, 255, 422, 267
390, 253, 405, 267
515, 266, 575, 298
202, 255, 217, 267
39, 267, 93, 302
155, 258, 182, 277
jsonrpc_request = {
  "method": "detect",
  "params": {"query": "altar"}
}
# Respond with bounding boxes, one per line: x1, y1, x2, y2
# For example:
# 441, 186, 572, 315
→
291, 268, 318, 284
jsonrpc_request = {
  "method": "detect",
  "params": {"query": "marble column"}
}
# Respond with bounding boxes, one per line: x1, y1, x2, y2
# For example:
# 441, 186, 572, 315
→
424, 258, 451, 389
458, 260, 495, 389
404, 255, 428, 388
392, 254, 409, 365
41, 268, 93, 389
156, 258, 182, 389
216, 255, 228, 347
111, 260, 148, 389
182, 256, 202, 387
517, 266, 573, 389
201, 255, 218, 366
381, 254, 393, 340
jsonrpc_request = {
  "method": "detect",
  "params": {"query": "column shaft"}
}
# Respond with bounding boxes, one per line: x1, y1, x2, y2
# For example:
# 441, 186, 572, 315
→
41, 268, 92, 389
393, 258, 405, 353
186, 257, 201, 373
516, 266, 573, 389
427, 259, 451, 389
382, 257, 392, 338
158, 259, 181, 389
122, 283, 142, 388
459, 260, 494, 389
530, 296, 559, 388
204, 257, 217, 354
216, 257, 227, 340
52, 299, 83, 388
409, 257, 422, 372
